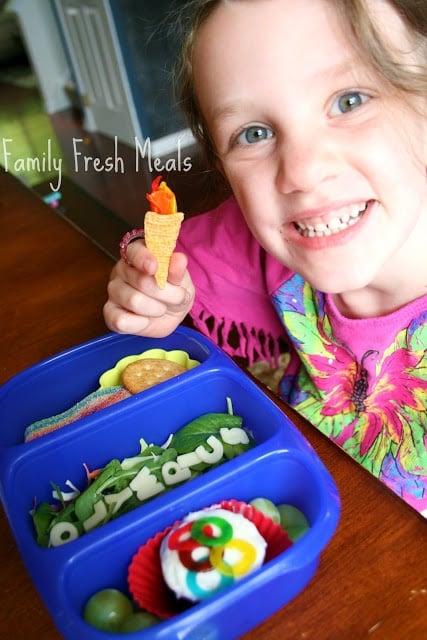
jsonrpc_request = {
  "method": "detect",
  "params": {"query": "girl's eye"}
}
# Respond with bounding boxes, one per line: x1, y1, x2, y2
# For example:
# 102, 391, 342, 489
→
235, 125, 273, 145
330, 91, 370, 115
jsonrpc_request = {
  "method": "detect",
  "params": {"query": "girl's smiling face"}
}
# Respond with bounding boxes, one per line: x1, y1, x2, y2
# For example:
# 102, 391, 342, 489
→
193, 0, 427, 312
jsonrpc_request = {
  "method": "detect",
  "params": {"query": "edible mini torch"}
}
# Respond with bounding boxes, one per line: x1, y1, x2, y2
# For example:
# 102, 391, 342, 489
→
144, 176, 184, 289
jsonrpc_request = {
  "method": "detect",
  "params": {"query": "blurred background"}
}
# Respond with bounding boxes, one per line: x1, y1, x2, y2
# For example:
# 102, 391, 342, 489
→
0, 0, 227, 233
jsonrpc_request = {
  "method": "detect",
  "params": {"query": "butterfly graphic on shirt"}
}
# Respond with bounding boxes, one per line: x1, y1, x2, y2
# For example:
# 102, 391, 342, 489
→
273, 277, 427, 479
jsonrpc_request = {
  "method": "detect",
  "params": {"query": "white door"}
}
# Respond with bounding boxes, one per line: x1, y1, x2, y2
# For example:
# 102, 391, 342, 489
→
54, 0, 142, 146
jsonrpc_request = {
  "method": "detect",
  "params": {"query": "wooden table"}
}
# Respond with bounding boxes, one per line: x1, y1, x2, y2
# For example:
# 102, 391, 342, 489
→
0, 169, 425, 640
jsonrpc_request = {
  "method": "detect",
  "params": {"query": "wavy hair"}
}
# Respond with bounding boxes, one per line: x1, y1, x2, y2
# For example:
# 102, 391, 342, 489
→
174, 0, 427, 166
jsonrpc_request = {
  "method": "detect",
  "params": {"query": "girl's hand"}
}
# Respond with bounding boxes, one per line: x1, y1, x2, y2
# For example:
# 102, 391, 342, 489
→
103, 239, 194, 338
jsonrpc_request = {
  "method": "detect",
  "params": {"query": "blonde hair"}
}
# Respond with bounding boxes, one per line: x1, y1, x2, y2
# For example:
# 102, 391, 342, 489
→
174, 0, 427, 167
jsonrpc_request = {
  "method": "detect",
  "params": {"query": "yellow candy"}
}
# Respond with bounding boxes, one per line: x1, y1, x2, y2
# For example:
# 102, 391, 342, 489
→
209, 539, 257, 577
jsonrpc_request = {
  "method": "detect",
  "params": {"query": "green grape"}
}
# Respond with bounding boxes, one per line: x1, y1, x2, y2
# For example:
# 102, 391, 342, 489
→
83, 588, 133, 632
120, 611, 161, 632
249, 497, 280, 523
277, 504, 310, 541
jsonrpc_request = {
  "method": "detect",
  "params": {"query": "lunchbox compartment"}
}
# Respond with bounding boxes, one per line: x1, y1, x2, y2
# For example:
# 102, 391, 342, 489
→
1, 365, 312, 552
0, 328, 224, 447
47, 448, 339, 640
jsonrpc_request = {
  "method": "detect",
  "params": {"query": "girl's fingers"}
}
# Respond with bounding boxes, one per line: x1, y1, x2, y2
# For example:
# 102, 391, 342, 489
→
107, 277, 168, 317
117, 239, 157, 277
103, 300, 151, 335
167, 252, 189, 285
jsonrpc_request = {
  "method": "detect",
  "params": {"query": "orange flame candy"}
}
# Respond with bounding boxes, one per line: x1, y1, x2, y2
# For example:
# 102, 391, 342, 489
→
146, 175, 177, 214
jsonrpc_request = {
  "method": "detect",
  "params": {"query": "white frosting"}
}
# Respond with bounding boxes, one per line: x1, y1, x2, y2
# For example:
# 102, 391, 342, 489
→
160, 507, 267, 602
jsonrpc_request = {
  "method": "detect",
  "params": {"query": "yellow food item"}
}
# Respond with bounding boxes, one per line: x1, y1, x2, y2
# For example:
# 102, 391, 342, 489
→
121, 358, 186, 393
144, 211, 184, 288
144, 176, 184, 289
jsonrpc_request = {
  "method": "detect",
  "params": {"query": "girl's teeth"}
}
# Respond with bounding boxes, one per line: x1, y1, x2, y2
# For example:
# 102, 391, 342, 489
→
295, 203, 367, 237
328, 218, 341, 231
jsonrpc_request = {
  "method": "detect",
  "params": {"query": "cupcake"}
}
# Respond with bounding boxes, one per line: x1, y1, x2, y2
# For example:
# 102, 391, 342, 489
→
160, 507, 267, 602
128, 500, 292, 618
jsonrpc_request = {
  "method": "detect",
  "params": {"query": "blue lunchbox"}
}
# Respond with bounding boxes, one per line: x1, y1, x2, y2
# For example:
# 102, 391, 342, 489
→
0, 327, 340, 640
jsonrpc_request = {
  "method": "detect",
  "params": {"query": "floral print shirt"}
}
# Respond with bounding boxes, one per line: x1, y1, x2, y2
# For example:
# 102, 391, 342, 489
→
178, 197, 427, 517
272, 275, 427, 517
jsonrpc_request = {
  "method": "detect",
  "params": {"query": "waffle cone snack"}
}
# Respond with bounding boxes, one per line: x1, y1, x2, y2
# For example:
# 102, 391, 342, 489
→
144, 176, 184, 289
145, 211, 184, 288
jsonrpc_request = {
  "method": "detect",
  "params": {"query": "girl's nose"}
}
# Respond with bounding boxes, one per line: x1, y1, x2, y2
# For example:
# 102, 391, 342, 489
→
275, 132, 338, 195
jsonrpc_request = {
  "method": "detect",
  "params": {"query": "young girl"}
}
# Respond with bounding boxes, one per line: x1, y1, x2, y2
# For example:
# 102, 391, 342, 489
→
104, 0, 427, 516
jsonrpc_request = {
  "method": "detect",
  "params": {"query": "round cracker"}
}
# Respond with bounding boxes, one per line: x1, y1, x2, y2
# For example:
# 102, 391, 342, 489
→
121, 358, 187, 393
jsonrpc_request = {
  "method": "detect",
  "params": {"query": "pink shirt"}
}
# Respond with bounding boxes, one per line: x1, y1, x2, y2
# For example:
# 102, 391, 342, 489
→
177, 197, 427, 517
